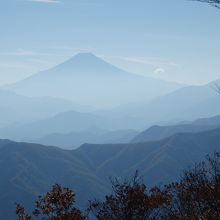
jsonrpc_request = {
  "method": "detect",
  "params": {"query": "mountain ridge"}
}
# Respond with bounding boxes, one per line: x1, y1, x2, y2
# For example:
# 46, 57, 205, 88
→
30, 129, 138, 149
131, 115, 220, 143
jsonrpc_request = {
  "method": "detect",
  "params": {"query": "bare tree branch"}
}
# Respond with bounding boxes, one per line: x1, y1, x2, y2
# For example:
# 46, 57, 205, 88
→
215, 83, 220, 94
190, 0, 220, 9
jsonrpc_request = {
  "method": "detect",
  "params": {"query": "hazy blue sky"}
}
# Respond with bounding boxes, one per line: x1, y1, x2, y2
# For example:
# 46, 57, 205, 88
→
0, 0, 220, 85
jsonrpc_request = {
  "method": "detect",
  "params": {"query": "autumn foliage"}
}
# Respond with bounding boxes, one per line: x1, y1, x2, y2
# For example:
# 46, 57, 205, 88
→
87, 172, 168, 220
161, 152, 220, 219
16, 152, 220, 220
16, 184, 85, 220
88, 152, 220, 220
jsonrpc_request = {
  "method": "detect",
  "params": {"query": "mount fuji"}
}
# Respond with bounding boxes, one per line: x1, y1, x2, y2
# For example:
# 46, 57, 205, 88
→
7, 53, 183, 107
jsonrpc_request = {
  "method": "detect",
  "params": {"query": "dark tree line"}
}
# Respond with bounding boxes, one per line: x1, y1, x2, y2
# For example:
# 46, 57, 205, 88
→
16, 152, 220, 220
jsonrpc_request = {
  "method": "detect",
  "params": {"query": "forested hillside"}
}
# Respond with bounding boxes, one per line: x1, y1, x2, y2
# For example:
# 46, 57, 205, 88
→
0, 127, 220, 219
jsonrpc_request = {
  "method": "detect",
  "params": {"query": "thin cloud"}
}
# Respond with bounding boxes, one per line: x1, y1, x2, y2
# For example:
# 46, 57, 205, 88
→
25, 0, 61, 3
120, 57, 179, 68
50, 46, 93, 53
0, 49, 50, 57
100, 55, 179, 68
26, 58, 54, 65
0, 62, 32, 69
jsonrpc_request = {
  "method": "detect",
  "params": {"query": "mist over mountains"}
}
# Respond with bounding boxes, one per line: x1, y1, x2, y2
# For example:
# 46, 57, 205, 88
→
0, 53, 220, 149
0, 88, 95, 126
6, 53, 183, 107
104, 79, 220, 125
0, 110, 143, 141
1, 53, 220, 128
31, 129, 138, 149
0, 52, 220, 219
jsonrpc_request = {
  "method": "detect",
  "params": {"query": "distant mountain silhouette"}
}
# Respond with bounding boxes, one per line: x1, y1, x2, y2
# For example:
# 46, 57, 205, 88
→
32, 115, 220, 149
7, 53, 183, 107
42, 52, 129, 77
0, 111, 144, 141
30, 129, 138, 149
105, 79, 220, 125
191, 114, 220, 125
0, 127, 219, 219
132, 115, 220, 143
0, 89, 86, 125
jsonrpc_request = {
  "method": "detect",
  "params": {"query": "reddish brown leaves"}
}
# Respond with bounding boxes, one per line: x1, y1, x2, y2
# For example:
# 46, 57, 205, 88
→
16, 184, 85, 220
16, 152, 220, 220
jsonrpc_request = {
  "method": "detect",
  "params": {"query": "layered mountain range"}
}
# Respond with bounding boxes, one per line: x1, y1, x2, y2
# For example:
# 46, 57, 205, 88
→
0, 53, 220, 219
132, 115, 220, 143
0, 53, 219, 130
104, 79, 220, 125
0, 126, 219, 219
